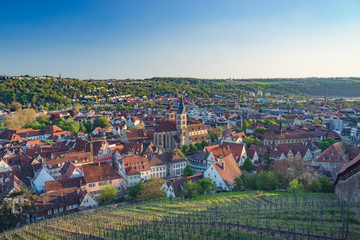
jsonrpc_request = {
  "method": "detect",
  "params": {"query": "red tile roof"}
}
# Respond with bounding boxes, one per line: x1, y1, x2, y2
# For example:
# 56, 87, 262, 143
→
155, 121, 177, 132
212, 154, 241, 188
82, 162, 122, 183
123, 155, 150, 172
315, 142, 348, 163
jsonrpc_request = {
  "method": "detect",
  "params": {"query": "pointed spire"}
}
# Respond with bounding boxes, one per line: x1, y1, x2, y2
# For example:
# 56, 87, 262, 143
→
177, 98, 186, 114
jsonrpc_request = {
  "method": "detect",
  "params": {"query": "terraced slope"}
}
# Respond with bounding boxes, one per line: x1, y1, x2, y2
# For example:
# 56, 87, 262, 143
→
2, 191, 360, 240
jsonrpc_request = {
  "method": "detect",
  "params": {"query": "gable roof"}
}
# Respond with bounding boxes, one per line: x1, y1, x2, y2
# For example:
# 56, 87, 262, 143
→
221, 142, 246, 159
156, 151, 186, 164
34, 187, 80, 209
211, 147, 232, 160
82, 162, 121, 183
315, 142, 348, 163
45, 177, 85, 192
187, 124, 206, 132
155, 121, 177, 132
211, 154, 241, 188
125, 166, 140, 176
123, 155, 150, 172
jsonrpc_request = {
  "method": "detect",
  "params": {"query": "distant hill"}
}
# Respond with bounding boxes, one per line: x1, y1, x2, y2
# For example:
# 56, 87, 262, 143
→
0, 77, 359, 107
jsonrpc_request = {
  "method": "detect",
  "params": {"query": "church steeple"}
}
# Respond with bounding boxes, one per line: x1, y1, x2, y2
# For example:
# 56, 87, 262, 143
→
176, 98, 187, 147
177, 98, 186, 114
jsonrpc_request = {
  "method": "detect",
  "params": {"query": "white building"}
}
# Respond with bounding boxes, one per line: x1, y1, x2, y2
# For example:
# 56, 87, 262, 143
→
203, 154, 241, 191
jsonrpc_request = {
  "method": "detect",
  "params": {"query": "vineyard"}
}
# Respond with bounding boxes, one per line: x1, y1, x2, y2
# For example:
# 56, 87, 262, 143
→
2, 191, 360, 240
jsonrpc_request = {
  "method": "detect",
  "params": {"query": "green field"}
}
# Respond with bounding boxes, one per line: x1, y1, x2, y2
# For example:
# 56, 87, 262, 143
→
2, 191, 360, 240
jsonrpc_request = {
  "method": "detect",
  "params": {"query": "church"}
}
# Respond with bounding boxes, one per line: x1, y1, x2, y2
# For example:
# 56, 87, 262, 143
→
153, 99, 210, 150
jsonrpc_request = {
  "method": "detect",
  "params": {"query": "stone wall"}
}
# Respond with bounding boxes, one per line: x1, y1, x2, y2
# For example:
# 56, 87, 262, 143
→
335, 171, 360, 202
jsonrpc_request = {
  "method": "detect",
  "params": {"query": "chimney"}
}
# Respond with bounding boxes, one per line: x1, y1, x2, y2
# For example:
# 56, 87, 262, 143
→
222, 161, 225, 170
98, 161, 100, 167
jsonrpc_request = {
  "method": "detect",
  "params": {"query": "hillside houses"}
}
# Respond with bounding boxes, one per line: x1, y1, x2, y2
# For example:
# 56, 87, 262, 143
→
1, 94, 359, 223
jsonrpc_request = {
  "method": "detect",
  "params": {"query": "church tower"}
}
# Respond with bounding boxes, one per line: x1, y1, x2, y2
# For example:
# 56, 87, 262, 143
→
176, 98, 187, 147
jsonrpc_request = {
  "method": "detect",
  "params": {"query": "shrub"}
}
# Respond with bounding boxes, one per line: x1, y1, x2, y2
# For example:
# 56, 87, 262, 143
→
256, 171, 278, 191
243, 174, 257, 190
233, 177, 244, 191
288, 179, 304, 191
183, 180, 200, 199
197, 178, 215, 194
99, 183, 117, 204
308, 175, 333, 193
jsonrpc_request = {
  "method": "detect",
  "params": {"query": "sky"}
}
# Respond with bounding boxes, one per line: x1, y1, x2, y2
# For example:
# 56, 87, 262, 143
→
1, 0, 360, 79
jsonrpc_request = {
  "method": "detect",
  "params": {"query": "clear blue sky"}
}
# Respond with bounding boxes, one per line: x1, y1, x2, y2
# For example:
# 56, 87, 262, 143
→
1, 0, 360, 79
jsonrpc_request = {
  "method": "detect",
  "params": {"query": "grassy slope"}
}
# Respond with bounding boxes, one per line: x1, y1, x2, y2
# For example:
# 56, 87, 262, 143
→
3, 191, 360, 240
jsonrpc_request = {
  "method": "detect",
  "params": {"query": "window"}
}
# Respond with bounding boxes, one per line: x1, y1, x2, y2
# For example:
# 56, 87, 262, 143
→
59, 208, 63, 212
54, 209, 58, 214
48, 210, 52, 215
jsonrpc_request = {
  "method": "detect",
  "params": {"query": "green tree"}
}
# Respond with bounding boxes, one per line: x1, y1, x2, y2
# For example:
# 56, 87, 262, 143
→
82, 119, 93, 133
318, 175, 333, 193
288, 179, 304, 191
0, 189, 37, 232
217, 126, 224, 136
182, 145, 190, 153
139, 178, 166, 201
3, 108, 36, 129
308, 179, 322, 192
201, 139, 209, 148
79, 123, 87, 133
128, 182, 144, 198
243, 174, 257, 190
242, 157, 254, 172
183, 180, 200, 199
189, 143, 197, 153
67, 121, 80, 134
233, 177, 244, 191
318, 137, 336, 151
183, 164, 194, 177
195, 142, 203, 151
174, 148, 187, 160
93, 117, 110, 129
254, 127, 267, 134
197, 178, 215, 194
9, 101, 22, 111
313, 119, 322, 126
243, 135, 261, 147
99, 183, 117, 204
256, 171, 279, 191
242, 120, 250, 132
265, 119, 279, 126
208, 131, 218, 142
